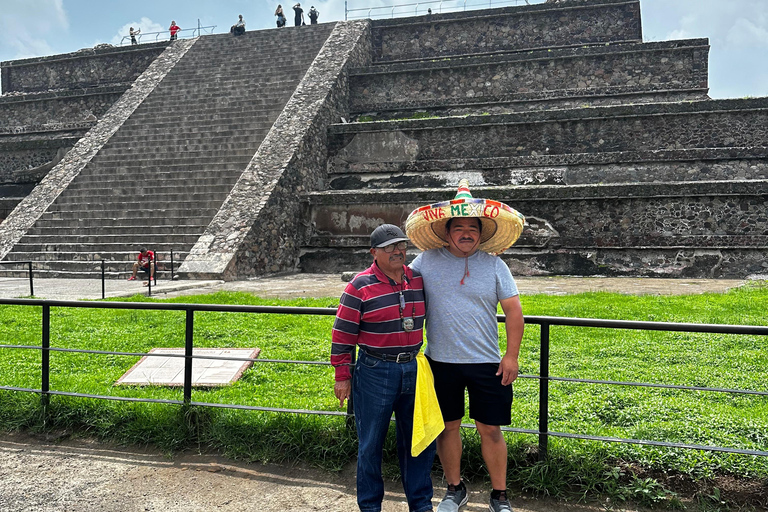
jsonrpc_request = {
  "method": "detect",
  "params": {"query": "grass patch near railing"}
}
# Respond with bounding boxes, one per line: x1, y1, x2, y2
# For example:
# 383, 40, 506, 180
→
1, 287, 767, 509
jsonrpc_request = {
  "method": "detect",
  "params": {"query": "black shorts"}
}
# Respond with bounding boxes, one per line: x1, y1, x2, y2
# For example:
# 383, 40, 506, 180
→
427, 356, 513, 426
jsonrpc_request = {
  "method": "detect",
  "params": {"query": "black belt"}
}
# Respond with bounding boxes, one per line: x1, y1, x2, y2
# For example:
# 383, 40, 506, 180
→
361, 348, 419, 363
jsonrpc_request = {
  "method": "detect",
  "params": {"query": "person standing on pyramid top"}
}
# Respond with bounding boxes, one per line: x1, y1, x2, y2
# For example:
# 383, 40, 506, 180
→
293, 3, 304, 26
169, 21, 180, 41
406, 179, 526, 512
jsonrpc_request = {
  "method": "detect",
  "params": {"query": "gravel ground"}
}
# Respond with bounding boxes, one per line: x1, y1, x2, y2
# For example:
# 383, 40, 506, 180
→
0, 432, 652, 512
0, 274, 752, 301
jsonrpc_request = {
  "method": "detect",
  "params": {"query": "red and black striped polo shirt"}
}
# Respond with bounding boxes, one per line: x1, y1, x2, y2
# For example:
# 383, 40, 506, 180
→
331, 262, 425, 381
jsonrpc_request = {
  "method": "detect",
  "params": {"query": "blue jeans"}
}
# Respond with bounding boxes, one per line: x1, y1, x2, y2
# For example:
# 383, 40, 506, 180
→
353, 350, 435, 512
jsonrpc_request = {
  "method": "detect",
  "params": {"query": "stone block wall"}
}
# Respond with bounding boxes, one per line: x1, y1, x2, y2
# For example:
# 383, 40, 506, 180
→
303, 180, 768, 278
326, 149, 768, 190
506, 181, 768, 278
0, 87, 124, 128
350, 39, 709, 114
329, 98, 768, 163
0, 140, 78, 183
1, 42, 168, 93
371, 0, 641, 62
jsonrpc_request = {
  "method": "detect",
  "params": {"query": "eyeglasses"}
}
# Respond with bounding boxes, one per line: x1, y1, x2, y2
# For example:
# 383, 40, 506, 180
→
381, 241, 408, 253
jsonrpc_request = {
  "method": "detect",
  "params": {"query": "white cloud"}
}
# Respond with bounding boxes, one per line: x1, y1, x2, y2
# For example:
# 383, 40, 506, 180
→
725, 17, 768, 47
110, 17, 167, 46
0, 0, 68, 60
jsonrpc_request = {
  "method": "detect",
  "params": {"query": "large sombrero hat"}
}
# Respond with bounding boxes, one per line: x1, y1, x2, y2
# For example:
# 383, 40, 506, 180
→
405, 180, 525, 255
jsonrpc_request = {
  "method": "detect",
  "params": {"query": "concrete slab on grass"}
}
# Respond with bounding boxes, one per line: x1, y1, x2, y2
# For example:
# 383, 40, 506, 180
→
116, 348, 260, 387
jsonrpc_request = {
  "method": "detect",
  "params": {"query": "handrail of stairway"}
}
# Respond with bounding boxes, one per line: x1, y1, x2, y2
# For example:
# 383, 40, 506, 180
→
345, 0, 536, 20
119, 25, 217, 46
0, 261, 33, 297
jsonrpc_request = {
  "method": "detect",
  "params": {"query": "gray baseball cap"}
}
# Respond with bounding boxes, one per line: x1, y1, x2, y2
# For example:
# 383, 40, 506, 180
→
370, 224, 409, 248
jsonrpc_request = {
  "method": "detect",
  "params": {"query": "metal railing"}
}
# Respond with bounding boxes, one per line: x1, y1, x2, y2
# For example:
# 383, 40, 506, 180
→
0, 250, 179, 300
0, 298, 766, 461
345, 0, 539, 20
119, 24, 217, 45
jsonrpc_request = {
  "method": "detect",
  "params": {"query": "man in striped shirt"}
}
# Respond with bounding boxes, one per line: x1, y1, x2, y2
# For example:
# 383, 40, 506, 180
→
332, 224, 435, 512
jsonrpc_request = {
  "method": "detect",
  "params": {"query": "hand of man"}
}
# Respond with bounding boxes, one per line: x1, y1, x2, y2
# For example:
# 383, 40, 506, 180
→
334, 379, 351, 407
496, 353, 519, 386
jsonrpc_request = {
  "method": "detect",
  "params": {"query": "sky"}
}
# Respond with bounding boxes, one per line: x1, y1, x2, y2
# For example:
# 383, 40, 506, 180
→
0, 0, 767, 99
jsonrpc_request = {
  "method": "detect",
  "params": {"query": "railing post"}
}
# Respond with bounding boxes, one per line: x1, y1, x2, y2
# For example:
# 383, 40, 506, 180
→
538, 322, 550, 461
41, 305, 50, 407
345, 0, 348, 20
101, 260, 105, 300
28, 261, 33, 297
170, 250, 175, 282
146, 250, 153, 297
183, 309, 194, 405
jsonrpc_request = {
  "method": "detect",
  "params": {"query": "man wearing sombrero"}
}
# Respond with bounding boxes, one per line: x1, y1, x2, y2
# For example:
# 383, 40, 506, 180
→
406, 180, 526, 512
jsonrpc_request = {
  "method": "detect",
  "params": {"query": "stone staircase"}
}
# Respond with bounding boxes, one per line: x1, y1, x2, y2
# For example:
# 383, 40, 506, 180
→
0, 25, 335, 278
300, 0, 768, 278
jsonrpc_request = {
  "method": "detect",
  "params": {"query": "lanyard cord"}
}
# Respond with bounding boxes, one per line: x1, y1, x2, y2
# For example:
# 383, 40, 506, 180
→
390, 278, 414, 339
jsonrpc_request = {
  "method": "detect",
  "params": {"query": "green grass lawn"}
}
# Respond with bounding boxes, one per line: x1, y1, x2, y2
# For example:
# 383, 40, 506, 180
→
1, 286, 767, 508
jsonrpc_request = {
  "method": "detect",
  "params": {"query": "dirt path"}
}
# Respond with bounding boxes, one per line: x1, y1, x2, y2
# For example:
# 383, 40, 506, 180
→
0, 432, 653, 512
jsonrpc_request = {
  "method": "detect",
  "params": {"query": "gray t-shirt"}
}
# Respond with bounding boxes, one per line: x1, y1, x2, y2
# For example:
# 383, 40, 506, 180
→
410, 248, 518, 364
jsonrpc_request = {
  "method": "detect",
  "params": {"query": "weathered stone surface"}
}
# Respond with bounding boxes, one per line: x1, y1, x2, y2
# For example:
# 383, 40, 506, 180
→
328, 99, 768, 166
2, 0, 766, 280
1, 42, 168, 93
372, 0, 641, 62
327, 148, 768, 189
303, 180, 768, 278
179, 21, 372, 280
350, 39, 709, 114
0, 87, 125, 128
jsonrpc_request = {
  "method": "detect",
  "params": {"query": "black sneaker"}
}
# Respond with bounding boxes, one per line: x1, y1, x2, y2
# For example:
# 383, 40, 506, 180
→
437, 482, 468, 512
488, 490, 513, 512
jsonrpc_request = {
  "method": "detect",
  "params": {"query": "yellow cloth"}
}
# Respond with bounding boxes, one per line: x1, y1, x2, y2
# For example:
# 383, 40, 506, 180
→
411, 353, 444, 457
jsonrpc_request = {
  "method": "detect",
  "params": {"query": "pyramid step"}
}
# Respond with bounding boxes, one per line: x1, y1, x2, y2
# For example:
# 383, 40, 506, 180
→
39, 208, 220, 220
0, 260, 188, 275
27, 224, 206, 235
59, 183, 235, 196
19, 233, 201, 245
47, 200, 224, 212
76, 165, 246, 175
30, 218, 208, 230
8, 243, 197, 257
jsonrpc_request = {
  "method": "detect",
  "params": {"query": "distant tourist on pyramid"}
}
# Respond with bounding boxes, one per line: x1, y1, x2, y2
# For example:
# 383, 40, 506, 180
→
231, 14, 246, 36
169, 21, 180, 41
128, 247, 156, 283
293, 3, 304, 26
129, 27, 140, 45
275, 5, 287, 27
308, 6, 319, 24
